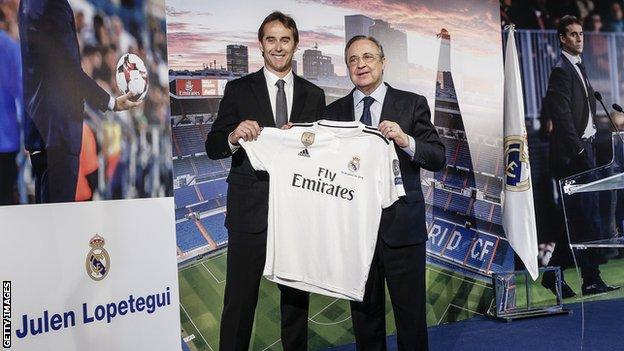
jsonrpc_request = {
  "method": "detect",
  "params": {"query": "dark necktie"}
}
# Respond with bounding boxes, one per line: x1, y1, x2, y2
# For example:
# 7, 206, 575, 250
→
576, 61, 596, 125
360, 96, 375, 126
576, 62, 592, 97
275, 79, 287, 128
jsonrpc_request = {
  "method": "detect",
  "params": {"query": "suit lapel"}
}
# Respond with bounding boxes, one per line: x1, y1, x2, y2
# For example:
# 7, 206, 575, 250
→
250, 69, 276, 127
380, 84, 400, 123
290, 76, 308, 123
347, 90, 356, 121
562, 55, 587, 97
561, 55, 593, 127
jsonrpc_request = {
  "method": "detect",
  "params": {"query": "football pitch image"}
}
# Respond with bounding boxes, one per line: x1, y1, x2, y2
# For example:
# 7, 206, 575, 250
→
178, 252, 494, 350
178, 252, 624, 350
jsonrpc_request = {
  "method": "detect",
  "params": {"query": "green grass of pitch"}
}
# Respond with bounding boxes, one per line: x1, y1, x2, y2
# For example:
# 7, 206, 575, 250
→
178, 252, 624, 350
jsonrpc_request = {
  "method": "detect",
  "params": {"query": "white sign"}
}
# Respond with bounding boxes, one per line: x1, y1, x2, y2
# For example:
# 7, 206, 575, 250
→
0, 198, 181, 351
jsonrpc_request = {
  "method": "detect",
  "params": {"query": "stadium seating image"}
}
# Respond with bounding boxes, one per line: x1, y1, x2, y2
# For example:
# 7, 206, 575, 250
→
200, 213, 228, 246
173, 157, 194, 177
197, 179, 226, 198
174, 185, 200, 208
175, 207, 190, 221
176, 220, 209, 252
172, 124, 208, 156
189, 197, 226, 212
172, 120, 230, 255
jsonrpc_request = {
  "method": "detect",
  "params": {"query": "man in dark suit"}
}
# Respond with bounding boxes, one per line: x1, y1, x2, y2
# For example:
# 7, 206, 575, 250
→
205, 11, 325, 351
19, 0, 139, 203
542, 15, 619, 296
325, 35, 445, 350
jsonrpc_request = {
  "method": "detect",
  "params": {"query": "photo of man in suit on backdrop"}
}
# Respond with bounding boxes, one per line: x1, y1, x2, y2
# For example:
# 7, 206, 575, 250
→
542, 15, 619, 297
19, 0, 141, 203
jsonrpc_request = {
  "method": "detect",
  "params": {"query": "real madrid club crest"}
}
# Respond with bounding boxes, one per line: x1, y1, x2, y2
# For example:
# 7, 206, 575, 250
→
298, 132, 315, 157
504, 134, 531, 191
348, 156, 361, 172
85, 234, 110, 281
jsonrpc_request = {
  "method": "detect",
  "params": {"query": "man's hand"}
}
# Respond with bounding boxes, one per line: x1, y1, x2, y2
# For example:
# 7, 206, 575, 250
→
281, 122, 294, 130
114, 92, 142, 111
228, 120, 262, 145
378, 121, 409, 147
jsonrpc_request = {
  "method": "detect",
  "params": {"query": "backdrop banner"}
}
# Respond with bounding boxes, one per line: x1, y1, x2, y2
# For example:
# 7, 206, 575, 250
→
0, 198, 180, 351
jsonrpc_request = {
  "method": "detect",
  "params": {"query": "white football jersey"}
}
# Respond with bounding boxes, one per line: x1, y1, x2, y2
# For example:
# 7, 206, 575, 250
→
240, 120, 405, 301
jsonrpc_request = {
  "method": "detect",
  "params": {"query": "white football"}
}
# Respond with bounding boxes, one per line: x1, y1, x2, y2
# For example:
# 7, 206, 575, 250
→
115, 53, 148, 102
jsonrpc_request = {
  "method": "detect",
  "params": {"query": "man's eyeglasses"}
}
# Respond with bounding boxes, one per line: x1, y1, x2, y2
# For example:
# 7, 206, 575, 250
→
348, 53, 382, 67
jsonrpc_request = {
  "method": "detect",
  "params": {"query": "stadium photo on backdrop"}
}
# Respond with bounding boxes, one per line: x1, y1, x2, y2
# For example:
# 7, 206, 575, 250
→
162, 0, 596, 350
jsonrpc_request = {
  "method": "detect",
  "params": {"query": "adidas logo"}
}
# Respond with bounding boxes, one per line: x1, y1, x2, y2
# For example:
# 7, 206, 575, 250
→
298, 148, 310, 157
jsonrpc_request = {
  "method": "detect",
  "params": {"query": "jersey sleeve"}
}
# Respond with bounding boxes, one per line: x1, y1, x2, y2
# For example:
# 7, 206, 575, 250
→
381, 142, 406, 209
239, 127, 283, 171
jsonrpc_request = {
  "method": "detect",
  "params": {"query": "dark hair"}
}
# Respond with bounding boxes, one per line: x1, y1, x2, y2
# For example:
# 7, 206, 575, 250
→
344, 35, 385, 64
258, 11, 299, 44
557, 15, 583, 37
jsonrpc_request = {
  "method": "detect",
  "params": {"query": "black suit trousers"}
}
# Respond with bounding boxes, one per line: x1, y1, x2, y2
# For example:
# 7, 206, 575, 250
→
351, 239, 428, 351
0, 152, 18, 205
550, 139, 603, 282
39, 146, 79, 203
219, 229, 310, 351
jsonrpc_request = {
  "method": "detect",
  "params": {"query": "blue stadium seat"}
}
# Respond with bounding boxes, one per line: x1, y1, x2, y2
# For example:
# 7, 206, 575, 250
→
448, 192, 470, 215
173, 157, 194, 177
173, 125, 206, 156
197, 179, 228, 200
176, 220, 208, 252
432, 189, 450, 210
491, 204, 502, 225
476, 144, 500, 175
443, 170, 466, 189
175, 207, 189, 220
174, 186, 200, 209
472, 199, 493, 222
193, 154, 228, 178
440, 137, 459, 167
200, 213, 228, 246
455, 140, 473, 170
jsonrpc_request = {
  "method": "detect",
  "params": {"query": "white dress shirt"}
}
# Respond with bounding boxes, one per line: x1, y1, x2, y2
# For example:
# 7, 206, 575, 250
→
353, 83, 416, 158
562, 50, 596, 139
229, 67, 294, 152
263, 67, 294, 121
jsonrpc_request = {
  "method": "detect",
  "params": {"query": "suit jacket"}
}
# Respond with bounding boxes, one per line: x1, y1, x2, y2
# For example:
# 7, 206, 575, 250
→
19, 0, 110, 155
205, 69, 326, 233
324, 84, 445, 246
544, 54, 597, 178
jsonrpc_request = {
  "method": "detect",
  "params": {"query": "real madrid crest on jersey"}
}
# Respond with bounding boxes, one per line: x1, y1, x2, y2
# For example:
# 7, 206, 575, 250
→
298, 132, 315, 157
348, 156, 361, 172
504, 134, 531, 191
85, 234, 110, 281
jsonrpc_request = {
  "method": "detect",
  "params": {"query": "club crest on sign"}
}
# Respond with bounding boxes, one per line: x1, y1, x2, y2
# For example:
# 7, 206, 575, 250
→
348, 156, 361, 172
504, 135, 531, 191
85, 234, 110, 281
